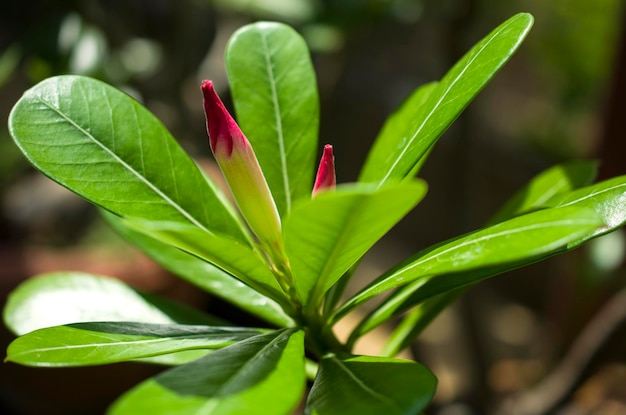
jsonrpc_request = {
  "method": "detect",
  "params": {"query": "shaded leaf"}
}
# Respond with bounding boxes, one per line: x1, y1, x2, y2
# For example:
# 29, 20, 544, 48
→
8, 75, 247, 242
7, 322, 262, 367
227, 22, 319, 217
110, 329, 305, 415
306, 354, 436, 415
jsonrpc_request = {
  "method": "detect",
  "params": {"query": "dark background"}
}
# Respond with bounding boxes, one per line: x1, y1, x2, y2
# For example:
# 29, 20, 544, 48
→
1, 0, 625, 414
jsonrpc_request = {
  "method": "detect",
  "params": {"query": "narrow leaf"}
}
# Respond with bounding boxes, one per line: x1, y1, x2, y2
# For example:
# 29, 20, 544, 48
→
124, 219, 291, 311
306, 354, 436, 415
3, 272, 216, 336
544, 175, 626, 246
110, 329, 305, 415
7, 322, 262, 367
103, 211, 293, 327
226, 22, 319, 217
359, 82, 437, 184
284, 181, 427, 306
488, 159, 597, 225
333, 206, 602, 322
8, 75, 247, 242
360, 13, 534, 185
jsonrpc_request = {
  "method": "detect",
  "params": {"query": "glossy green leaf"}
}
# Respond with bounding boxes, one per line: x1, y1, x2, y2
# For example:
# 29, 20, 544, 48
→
306, 354, 436, 415
333, 206, 602, 323
7, 322, 262, 367
488, 159, 597, 225
8, 75, 247, 243
360, 13, 534, 185
124, 219, 292, 312
544, 175, 626, 246
110, 329, 305, 415
359, 82, 437, 184
4, 272, 216, 336
103, 211, 293, 327
284, 181, 427, 306
226, 22, 319, 218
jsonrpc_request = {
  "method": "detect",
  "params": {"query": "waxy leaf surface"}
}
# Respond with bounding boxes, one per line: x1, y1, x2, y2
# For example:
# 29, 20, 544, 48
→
110, 329, 305, 415
8, 75, 247, 242
334, 206, 602, 322
7, 322, 262, 367
306, 355, 436, 415
284, 181, 427, 306
227, 22, 319, 217
488, 159, 597, 225
4, 272, 215, 336
360, 13, 534, 185
124, 219, 290, 310
104, 211, 292, 327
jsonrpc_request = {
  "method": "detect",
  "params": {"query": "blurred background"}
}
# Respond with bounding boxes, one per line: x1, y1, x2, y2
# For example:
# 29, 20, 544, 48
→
1, 0, 626, 414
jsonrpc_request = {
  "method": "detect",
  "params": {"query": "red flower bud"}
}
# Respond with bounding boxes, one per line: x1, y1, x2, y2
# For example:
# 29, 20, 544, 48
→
313, 144, 336, 196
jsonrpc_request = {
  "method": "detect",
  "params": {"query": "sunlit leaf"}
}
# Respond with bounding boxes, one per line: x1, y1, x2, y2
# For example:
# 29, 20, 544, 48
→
227, 22, 319, 217
284, 181, 427, 306
7, 322, 263, 367
360, 13, 534, 185
3, 272, 216, 336
8, 75, 248, 243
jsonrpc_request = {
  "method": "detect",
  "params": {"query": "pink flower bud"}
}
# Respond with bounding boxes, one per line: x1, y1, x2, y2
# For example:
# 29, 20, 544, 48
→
313, 144, 336, 196
201, 80, 282, 247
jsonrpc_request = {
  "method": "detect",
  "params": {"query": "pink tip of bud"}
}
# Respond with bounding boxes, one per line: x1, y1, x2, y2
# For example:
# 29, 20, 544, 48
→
201, 80, 246, 157
313, 144, 336, 196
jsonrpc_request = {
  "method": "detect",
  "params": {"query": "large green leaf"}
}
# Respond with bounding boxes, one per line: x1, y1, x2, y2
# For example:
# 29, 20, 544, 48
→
360, 13, 534, 185
8, 75, 247, 243
488, 159, 597, 225
306, 354, 436, 415
226, 22, 319, 218
103, 211, 293, 327
3, 272, 216, 336
123, 219, 291, 313
333, 206, 603, 323
284, 181, 427, 307
7, 322, 262, 367
110, 329, 305, 415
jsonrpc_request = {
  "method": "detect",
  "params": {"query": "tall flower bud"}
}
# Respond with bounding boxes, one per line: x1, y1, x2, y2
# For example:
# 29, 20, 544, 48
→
201, 80, 282, 248
313, 144, 336, 196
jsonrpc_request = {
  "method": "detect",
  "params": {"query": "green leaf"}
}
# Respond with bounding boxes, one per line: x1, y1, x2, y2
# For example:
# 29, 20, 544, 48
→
123, 219, 291, 312
103, 211, 293, 327
8, 75, 248, 243
360, 13, 534, 185
359, 82, 437, 184
544, 175, 626, 246
488, 159, 598, 225
306, 354, 436, 415
7, 322, 263, 367
226, 22, 319, 217
3, 272, 217, 336
333, 206, 602, 323
110, 329, 305, 415
284, 181, 427, 306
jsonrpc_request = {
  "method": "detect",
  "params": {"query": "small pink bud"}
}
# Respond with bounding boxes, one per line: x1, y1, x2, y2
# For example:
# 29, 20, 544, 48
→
313, 144, 336, 196
201, 80, 282, 248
